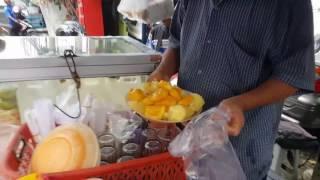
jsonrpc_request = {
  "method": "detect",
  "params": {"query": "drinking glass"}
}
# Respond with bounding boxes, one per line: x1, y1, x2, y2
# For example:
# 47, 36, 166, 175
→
143, 140, 162, 157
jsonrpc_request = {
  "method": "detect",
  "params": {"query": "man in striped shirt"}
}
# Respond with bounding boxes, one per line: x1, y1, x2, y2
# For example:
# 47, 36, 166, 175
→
149, 0, 315, 179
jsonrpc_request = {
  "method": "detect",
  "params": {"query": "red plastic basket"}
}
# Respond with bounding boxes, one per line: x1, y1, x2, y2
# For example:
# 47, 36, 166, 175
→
1, 124, 186, 180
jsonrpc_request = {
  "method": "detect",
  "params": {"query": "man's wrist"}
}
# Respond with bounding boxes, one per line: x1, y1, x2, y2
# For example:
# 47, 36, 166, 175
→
156, 63, 176, 80
223, 95, 249, 112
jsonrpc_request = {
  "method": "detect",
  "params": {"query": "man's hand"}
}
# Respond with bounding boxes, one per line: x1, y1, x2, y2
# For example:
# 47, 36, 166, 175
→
148, 48, 179, 82
148, 70, 171, 82
216, 79, 297, 136
148, 55, 171, 81
218, 97, 245, 136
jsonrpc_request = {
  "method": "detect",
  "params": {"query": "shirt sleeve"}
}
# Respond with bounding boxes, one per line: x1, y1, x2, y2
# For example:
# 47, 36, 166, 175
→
269, 0, 315, 92
168, 0, 186, 49
4, 7, 11, 18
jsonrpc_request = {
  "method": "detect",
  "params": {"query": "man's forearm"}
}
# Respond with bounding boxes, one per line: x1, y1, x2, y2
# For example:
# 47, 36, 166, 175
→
156, 47, 180, 78
227, 79, 298, 111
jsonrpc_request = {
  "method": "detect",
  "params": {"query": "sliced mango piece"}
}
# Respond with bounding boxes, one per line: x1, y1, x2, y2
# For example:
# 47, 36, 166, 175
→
144, 81, 159, 94
144, 105, 166, 120
169, 87, 182, 100
18, 173, 40, 180
158, 80, 172, 90
150, 88, 168, 102
178, 95, 193, 106
163, 112, 169, 119
127, 89, 145, 101
168, 105, 187, 121
155, 96, 177, 106
142, 96, 154, 106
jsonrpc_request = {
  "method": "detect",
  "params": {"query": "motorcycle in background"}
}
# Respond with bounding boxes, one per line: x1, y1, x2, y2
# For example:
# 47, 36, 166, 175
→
12, 5, 32, 36
11, 5, 47, 36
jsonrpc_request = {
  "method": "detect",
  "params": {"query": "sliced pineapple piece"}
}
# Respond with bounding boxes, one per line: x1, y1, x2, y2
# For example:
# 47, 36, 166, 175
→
144, 105, 166, 120
185, 106, 196, 119
168, 105, 187, 121
127, 89, 145, 101
190, 93, 205, 112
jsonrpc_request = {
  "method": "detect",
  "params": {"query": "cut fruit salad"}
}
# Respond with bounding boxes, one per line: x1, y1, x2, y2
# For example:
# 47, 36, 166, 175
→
127, 81, 205, 122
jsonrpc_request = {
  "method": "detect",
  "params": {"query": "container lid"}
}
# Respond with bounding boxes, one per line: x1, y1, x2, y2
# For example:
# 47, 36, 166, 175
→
31, 123, 100, 174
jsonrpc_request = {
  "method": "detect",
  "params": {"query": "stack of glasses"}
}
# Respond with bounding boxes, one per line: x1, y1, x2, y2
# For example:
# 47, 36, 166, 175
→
98, 125, 180, 165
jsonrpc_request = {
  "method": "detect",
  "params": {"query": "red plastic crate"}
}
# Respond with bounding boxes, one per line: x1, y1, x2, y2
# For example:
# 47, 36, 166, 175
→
1, 124, 186, 180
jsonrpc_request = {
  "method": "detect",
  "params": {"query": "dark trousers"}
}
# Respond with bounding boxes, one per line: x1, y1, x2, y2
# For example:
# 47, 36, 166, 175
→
9, 25, 21, 36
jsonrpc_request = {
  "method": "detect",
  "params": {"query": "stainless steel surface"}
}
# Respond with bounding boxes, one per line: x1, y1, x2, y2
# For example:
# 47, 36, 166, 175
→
281, 114, 300, 124
0, 36, 159, 82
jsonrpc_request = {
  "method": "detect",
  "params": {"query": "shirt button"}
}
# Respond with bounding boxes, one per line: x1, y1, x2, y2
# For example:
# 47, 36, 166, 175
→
207, 40, 212, 44
197, 70, 202, 75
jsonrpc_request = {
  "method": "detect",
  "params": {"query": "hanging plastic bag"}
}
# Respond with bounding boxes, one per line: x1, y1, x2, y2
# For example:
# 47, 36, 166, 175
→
107, 110, 143, 141
117, 0, 174, 24
24, 99, 56, 143
168, 107, 247, 180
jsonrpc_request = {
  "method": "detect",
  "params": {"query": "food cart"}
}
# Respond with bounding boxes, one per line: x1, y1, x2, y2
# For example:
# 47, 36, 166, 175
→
0, 36, 185, 180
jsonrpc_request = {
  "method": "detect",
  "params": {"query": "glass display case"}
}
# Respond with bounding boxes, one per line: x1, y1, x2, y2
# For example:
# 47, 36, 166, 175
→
0, 36, 160, 125
0, 36, 159, 82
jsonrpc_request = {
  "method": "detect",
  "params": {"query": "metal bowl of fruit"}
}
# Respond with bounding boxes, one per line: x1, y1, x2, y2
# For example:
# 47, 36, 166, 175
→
126, 81, 205, 124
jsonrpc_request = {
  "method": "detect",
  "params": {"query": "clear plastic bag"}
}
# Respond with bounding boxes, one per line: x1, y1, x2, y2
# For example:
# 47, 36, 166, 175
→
168, 108, 247, 180
107, 110, 143, 141
117, 0, 174, 24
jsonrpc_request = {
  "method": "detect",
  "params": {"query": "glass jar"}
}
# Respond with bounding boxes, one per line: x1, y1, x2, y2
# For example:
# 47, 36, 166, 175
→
100, 161, 109, 166
157, 128, 179, 152
98, 133, 115, 148
101, 147, 117, 163
122, 143, 141, 158
117, 156, 135, 163
140, 128, 157, 146
143, 140, 162, 157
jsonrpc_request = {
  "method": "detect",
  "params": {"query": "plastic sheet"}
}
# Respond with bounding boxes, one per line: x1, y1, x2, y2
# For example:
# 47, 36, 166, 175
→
107, 110, 143, 141
117, 0, 174, 24
23, 85, 121, 141
169, 108, 247, 180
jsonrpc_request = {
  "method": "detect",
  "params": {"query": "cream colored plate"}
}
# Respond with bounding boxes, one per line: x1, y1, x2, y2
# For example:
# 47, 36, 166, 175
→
135, 110, 201, 124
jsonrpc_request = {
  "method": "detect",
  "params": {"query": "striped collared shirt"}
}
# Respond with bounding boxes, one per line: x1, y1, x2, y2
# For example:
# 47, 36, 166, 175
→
169, 0, 315, 179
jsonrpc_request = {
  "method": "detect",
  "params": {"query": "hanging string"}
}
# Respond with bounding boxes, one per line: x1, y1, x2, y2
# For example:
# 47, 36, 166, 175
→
54, 49, 82, 119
